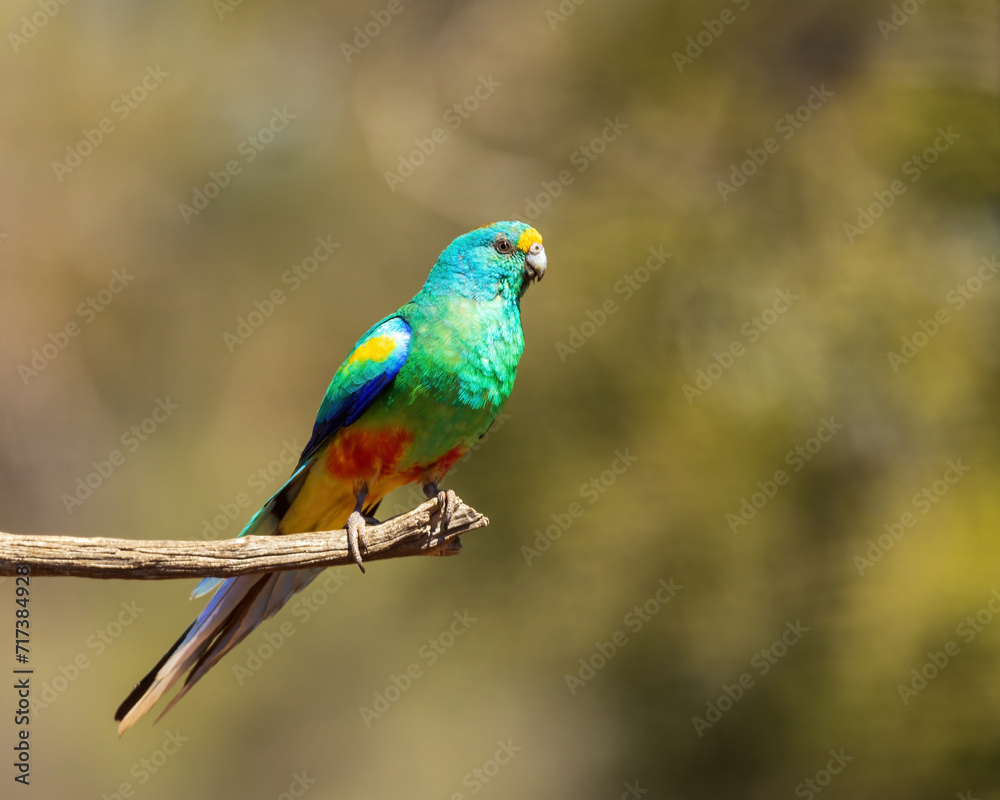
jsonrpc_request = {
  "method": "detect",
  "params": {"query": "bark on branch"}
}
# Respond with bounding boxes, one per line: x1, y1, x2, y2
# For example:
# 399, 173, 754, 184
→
0, 494, 487, 579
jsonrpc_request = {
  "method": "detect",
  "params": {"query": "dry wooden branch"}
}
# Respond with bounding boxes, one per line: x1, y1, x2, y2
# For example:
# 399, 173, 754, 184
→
0, 494, 487, 579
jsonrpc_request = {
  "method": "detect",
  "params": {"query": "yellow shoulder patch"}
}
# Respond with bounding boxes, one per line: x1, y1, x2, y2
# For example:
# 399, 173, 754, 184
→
517, 227, 543, 253
348, 335, 396, 366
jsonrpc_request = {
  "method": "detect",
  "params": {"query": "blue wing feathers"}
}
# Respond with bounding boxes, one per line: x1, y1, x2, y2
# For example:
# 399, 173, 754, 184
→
297, 315, 411, 466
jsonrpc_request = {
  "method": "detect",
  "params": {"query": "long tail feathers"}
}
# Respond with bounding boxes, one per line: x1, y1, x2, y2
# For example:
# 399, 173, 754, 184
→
115, 567, 323, 735
116, 463, 319, 735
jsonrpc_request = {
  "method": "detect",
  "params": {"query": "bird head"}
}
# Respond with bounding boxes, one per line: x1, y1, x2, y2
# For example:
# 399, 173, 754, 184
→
423, 221, 546, 303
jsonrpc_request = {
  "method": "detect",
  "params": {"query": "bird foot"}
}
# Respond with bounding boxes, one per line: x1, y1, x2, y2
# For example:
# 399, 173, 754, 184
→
346, 510, 369, 574
425, 487, 457, 531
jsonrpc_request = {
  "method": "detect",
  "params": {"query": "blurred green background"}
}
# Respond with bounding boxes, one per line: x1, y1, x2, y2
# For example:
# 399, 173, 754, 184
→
2, 0, 999, 797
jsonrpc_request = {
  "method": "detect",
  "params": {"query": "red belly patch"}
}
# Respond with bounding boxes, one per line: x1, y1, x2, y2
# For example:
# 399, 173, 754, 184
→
434, 445, 468, 475
325, 427, 414, 480
400, 444, 469, 483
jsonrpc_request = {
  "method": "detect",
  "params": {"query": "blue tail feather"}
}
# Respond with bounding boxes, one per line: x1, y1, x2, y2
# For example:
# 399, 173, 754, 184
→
116, 461, 320, 734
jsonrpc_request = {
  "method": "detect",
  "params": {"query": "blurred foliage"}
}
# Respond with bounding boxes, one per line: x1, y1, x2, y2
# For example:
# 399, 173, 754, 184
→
1, 0, 998, 797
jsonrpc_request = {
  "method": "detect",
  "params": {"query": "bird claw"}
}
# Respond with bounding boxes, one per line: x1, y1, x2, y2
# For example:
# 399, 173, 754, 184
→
346, 510, 367, 574
439, 490, 456, 529
435, 490, 457, 530
423, 483, 456, 532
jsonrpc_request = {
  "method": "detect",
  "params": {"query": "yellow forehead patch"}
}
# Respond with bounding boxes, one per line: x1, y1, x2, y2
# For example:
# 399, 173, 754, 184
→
348, 335, 396, 366
516, 228, 543, 253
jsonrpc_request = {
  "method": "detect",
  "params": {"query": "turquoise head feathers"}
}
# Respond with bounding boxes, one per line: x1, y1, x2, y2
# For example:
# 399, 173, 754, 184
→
420, 221, 546, 303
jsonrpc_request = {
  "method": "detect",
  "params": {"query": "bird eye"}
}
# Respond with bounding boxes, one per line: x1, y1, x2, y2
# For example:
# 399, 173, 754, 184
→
493, 238, 513, 255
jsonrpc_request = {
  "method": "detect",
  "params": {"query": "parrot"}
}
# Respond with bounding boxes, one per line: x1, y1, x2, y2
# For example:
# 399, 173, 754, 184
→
114, 221, 546, 734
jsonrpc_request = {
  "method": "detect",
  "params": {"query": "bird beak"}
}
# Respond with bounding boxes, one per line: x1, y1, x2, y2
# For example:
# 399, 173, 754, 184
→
524, 242, 547, 282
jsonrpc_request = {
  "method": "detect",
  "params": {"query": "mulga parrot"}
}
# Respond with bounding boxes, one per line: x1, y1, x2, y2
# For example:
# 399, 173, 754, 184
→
115, 221, 546, 733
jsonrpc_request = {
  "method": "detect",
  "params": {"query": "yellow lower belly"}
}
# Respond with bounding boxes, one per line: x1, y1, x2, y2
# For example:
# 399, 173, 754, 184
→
277, 466, 410, 534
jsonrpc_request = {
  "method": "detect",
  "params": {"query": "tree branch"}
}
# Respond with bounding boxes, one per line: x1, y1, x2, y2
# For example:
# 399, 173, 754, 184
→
0, 494, 488, 579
